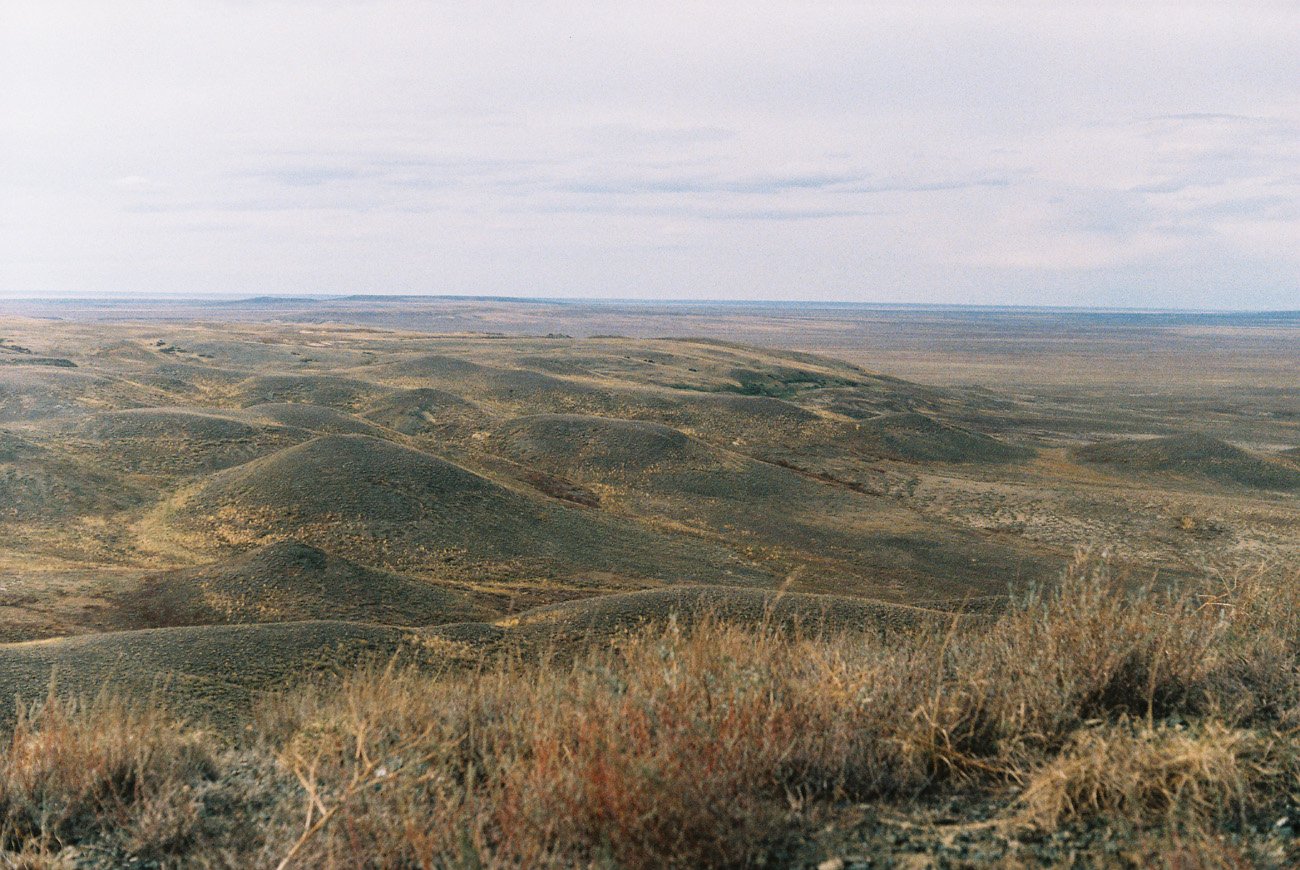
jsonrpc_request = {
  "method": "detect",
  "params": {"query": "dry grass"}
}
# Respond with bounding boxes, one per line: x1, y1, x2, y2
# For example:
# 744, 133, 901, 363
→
2, 555, 1298, 867
1017, 720, 1278, 830
0, 692, 216, 863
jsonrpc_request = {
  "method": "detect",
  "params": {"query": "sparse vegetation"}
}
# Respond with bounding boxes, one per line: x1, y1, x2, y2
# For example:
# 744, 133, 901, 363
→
1075, 433, 1300, 492
110, 540, 488, 629
0, 308, 1295, 866
3, 556, 1298, 867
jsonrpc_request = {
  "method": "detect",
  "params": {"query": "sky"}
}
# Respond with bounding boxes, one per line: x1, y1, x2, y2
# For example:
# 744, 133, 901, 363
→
2, 1, 1298, 309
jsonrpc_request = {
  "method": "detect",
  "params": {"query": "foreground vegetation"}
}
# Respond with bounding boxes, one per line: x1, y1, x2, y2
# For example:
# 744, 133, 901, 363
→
3, 557, 1299, 867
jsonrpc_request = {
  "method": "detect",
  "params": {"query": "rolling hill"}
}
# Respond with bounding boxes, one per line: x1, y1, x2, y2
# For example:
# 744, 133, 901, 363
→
245, 402, 390, 437
1074, 433, 1300, 491
3, 315, 1292, 758
112, 540, 489, 629
0, 585, 935, 728
0, 429, 144, 520
0, 621, 425, 729
152, 433, 768, 582
853, 411, 1031, 464
66, 407, 303, 476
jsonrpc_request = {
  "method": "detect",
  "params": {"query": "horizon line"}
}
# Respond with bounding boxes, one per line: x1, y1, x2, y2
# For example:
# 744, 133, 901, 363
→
1, 292, 1297, 317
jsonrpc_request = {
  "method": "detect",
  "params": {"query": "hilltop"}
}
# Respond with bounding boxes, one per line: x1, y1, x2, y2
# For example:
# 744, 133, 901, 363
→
1074, 432, 1300, 491
112, 541, 488, 629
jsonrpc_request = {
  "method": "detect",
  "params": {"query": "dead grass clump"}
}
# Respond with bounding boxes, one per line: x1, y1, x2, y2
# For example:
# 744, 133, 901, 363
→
1017, 719, 1280, 831
887, 556, 1236, 782
250, 557, 1300, 867
0, 692, 216, 860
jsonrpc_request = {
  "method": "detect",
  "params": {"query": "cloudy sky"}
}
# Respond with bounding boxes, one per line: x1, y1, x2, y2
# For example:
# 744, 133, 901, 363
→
3, 1, 1298, 308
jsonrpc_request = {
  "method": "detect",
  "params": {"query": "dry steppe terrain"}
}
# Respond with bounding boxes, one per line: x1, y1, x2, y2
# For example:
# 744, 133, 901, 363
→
0, 299, 1296, 866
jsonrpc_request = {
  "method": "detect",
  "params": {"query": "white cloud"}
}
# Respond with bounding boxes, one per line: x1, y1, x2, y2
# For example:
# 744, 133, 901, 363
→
1, 0, 1297, 307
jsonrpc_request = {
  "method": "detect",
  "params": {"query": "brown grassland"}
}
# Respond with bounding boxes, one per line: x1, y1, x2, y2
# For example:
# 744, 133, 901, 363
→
0, 300, 1296, 866
3, 557, 1300, 867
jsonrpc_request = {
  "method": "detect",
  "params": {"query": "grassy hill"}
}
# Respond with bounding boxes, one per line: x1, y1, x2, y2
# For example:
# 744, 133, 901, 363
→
0, 620, 424, 730
0, 312, 1296, 867
234, 373, 386, 410
245, 402, 390, 437
1074, 433, 1300, 491
492, 584, 937, 645
0, 583, 933, 728
0, 366, 167, 423
853, 411, 1032, 463
112, 541, 489, 629
0, 429, 144, 520
152, 433, 768, 582
495, 413, 732, 479
67, 407, 303, 476
361, 387, 488, 437
489, 412, 1057, 600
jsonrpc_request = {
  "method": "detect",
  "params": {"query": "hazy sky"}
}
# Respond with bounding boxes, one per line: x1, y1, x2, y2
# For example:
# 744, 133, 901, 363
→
3, 1, 1298, 308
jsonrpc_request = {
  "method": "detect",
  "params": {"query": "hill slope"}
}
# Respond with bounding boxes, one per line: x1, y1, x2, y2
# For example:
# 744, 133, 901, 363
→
361, 387, 488, 437
0, 430, 144, 520
0, 621, 424, 729
854, 412, 1031, 464
154, 433, 767, 582
1074, 433, 1300, 491
112, 541, 488, 629
487, 413, 1056, 600
245, 402, 389, 437
492, 585, 938, 645
1, 586, 936, 728
68, 407, 302, 476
